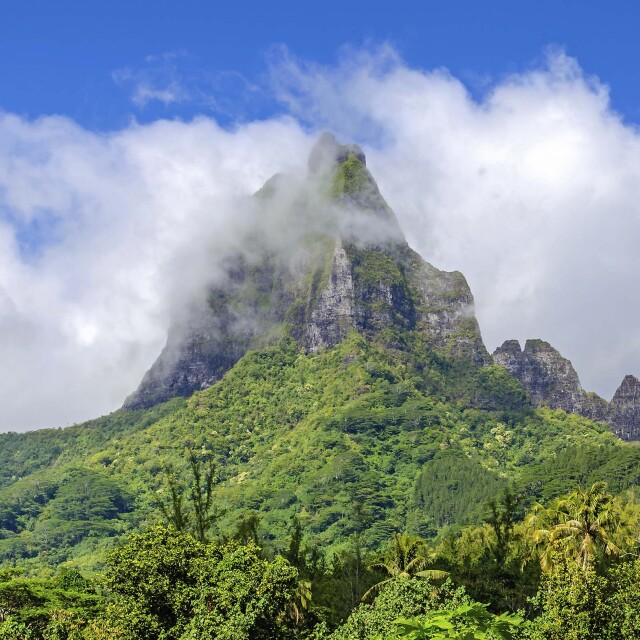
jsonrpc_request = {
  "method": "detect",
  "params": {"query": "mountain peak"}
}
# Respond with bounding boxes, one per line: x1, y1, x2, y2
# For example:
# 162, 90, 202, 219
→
609, 375, 640, 440
307, 133, 404, 241
493, 338, 640, 440
124, 135, 488, 409
307, 132, 366, 176
493, 338, 587, 414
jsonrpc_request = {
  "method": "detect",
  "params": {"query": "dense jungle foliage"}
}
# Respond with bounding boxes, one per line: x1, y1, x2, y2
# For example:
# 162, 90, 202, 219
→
2, 480, 640, 638
0, 332, 638, 574
0, 326, 639, 637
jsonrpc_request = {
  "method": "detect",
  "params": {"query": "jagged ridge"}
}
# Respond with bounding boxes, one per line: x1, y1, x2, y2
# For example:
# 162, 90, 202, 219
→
493, 339, 640, 440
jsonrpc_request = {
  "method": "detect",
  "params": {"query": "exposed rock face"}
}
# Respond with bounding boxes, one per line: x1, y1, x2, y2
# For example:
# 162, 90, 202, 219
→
493, 340, 640, 441
493, 339, 589, 414
302, 240, 356, 353
125, 133, 488, 409
291, 237, 487, 363
124, 253, 296, 409
410, 258, 488, 365
609, 375, 640, 440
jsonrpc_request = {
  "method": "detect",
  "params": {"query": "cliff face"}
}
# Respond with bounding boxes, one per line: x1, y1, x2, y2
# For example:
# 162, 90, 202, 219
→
493, 340, 640, 440
124, 134, 488, 409
609, 375, 640, 440
124, 252, 295, 409
493, 339, 589, 414
290, 237, 487, 364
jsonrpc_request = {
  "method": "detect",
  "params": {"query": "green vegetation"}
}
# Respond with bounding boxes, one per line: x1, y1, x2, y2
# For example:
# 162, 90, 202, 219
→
332, 154, 370, 198
392, 603, 524, 639
1, 483, 640, 638
0, 332, 638, 574
0, 310, 639, 636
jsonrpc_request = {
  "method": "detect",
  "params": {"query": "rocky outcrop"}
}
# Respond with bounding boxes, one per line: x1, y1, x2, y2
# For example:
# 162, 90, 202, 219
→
493, 339, 640, 441
493, 339, 589, 414
290, 237, 488, 363
609, 375, 640, 440
125, 133, 489, 409
124, 253, 295, 409
410, 257, 488, 365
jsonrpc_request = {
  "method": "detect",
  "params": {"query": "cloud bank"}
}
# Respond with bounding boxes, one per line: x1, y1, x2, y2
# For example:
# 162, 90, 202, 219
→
1, 47, 640, 430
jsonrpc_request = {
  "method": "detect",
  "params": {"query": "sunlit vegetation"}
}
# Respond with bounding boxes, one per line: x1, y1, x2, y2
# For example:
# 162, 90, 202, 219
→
1, 482, 640, 638
0, 333, 638, 575
0, 322, 639, 636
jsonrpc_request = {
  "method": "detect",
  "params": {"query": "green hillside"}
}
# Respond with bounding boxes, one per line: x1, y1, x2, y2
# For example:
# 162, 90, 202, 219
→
1, 331, 638, 573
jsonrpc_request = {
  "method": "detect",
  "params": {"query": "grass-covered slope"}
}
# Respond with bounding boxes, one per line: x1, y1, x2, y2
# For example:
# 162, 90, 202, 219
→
0, 332, 638, 573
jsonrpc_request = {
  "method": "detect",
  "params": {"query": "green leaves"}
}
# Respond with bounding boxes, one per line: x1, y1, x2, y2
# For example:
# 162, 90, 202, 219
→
362, 533, 448, 601
102, 526, 299, 640
0, 567, 103, 640
392, 602, 524, 640
526, 481, 623, 572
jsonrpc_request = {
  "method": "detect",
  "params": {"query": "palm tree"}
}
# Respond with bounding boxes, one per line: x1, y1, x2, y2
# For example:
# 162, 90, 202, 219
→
362, 532, 448, 601
527, 481, 622, 571
287, 578, 312, 625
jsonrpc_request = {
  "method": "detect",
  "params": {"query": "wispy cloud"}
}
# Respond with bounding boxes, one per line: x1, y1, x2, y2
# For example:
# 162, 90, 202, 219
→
112, 51, 193, 108
112, 51, 261, 115
267, 46, 637, 398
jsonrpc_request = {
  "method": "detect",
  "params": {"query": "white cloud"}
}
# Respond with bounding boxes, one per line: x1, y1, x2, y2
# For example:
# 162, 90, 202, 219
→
270, 47, 640, 398
113, 52, 195, 108
0, 112, 311, 429
1, 46, 640, 430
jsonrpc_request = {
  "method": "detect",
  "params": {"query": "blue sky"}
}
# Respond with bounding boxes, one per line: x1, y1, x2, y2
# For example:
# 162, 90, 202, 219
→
3, 0, 640, 129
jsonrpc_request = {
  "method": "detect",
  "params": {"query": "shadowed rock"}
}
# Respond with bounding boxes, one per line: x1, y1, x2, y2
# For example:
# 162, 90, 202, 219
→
493, 339, 640, 440
609, 375, 640, 440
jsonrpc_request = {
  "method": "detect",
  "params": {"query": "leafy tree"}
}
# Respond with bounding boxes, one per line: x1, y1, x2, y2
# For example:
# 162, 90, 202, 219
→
527, 482, 622, 571
0, 567, 103, 640
362, 533, 447, 601
605, 558, 640, 639
284, 516, 304, 570
316, 536, 374, 625
180, 542, 298, 640
99, 525, 299, 640
102, 526, 203, 639
486, 490, 520, 570
231, 512, 261, 546
188, 451, 219, 543
159, 451, 221, 543
283, 517, 313, 625
159, 466, 189, 533
392, 602, 523, 639
527, 556, 609, 640
327, 578, 467, 640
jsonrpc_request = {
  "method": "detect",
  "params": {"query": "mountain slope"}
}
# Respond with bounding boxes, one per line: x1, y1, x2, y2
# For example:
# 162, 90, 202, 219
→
1, 332, 639, 572
125, 133, 487, 409
1, 133, 639, 572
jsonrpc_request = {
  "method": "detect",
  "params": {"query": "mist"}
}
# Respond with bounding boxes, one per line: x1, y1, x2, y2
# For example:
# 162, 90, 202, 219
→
1, 47, 640, 430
